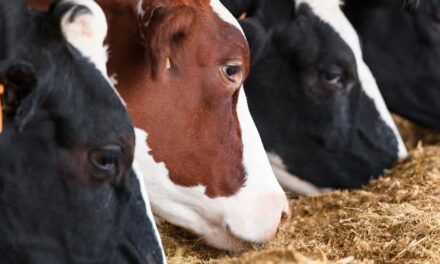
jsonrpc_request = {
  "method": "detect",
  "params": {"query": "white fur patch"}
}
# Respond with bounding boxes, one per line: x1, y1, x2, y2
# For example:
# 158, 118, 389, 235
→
132, 156, 166, 264
210, 0, 245, 35
267, 153, 331, 195
296, 0, 408, 159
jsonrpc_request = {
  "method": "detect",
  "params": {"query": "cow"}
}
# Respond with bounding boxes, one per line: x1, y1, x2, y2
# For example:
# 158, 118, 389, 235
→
0, 0, 165, 263
27, 0, 290, 251
343, 0, 440, 130
219, 0, 408, 193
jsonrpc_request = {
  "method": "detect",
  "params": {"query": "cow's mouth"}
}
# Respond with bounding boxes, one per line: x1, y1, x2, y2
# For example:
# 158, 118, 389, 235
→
194, 224, 254, 252
220, 225, 262, 252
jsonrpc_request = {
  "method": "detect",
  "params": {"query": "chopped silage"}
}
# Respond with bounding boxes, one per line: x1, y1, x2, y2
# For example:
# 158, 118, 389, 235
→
158, 116, 440, 264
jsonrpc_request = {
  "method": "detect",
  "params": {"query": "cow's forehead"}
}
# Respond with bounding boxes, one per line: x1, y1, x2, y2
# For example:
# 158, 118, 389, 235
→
296, 0, 358, 57
210, 0, 245, 36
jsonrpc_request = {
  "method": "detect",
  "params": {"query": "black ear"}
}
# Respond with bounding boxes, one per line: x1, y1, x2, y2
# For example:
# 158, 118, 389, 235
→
1, 61, 39, 131
239, 18, 268, 65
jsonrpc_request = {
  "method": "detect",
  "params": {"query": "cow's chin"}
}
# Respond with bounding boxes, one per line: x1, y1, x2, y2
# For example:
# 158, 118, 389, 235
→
147, 186, 285, 251
153, 209, 253, 251
200, 225, 250, 252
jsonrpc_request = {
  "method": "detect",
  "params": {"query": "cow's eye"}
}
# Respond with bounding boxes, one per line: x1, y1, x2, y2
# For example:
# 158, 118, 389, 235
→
321, 67, 346, 89
89, 145, 123, 177
222, 62, 243, 84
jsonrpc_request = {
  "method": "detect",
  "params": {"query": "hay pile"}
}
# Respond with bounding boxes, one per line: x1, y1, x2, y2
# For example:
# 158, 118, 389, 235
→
393, 114, 440, 150
158, 117, 440, 264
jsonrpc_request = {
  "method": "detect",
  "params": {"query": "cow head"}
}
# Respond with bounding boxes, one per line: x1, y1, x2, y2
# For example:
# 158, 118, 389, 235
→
343, 0, 440, 130
0, 1, 164, 262
93, 0, 289, 251
231, 0, 408, 193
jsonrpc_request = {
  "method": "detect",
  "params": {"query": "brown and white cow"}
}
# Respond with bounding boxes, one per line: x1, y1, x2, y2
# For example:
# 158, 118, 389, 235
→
28, 0, 289, 251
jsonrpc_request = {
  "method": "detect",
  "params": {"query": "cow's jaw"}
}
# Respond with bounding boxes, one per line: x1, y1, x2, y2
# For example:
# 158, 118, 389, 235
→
268, 153, 333, 195
135, 123, 289, 251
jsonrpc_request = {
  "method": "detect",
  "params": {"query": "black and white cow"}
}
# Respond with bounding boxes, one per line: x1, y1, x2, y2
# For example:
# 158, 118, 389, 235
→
0, 0, 164, 263
343, 0, 440, 130
221, 0, 408, 193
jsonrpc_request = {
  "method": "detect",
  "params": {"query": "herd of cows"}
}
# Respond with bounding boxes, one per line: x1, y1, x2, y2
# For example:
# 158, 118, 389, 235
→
0, 0, 438, 263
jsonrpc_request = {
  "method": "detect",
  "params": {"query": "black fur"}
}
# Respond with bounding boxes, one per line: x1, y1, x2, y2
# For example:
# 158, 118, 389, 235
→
0, 1, 164, 263
222, 0, 400, 189
343, 0, 440, 130
220, 0, 254, 17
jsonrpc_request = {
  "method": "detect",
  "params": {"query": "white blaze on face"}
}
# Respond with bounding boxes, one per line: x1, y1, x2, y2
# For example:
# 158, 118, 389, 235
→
295, 0, 408, 159
134, 0, 289, 251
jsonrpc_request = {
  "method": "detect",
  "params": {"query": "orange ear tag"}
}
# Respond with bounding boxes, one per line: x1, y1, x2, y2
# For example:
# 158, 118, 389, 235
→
0, 84, 4, 134
239, 12, 247, 20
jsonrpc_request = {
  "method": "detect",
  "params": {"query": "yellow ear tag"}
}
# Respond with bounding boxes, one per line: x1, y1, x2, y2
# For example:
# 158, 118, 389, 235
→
0, 84, 4, 134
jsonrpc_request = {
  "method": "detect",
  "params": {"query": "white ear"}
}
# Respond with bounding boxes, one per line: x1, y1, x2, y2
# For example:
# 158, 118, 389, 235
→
60, 0, 108, 76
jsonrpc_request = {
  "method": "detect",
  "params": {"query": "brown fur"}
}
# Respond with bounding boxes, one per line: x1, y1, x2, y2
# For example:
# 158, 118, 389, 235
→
27, 0, 251, 197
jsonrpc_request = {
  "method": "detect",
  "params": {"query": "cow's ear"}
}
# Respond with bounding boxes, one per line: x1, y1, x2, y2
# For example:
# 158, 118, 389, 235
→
239, 18, 268, 64
51, 0, 108, 74
1, 62, 39, 131
221, 0, 255, 17
140, 5, 195, 79
257, 0, 295, 25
